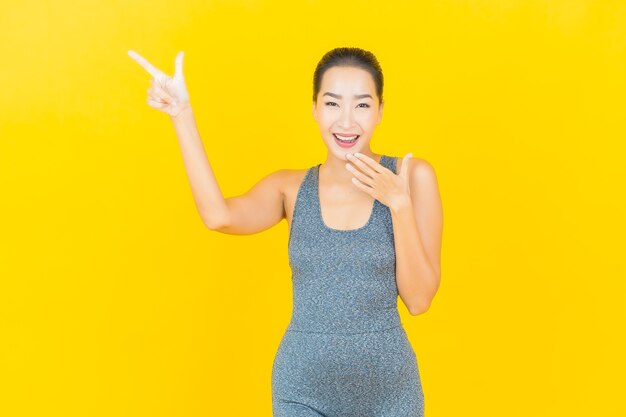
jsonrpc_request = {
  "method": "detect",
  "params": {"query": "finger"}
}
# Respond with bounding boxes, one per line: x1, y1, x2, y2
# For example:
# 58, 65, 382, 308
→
149, 78, 163, 92
348, 153, 379, 177
351, 176, 374, 196
174, 51, 184, 78
147, 98, 168, 109
401, 152, 413, 179
147, 83, 166, 102
346, 163, 375, 187
128, 50, 164, 79
153, 84, 173, 103
149, 78, 173, 101
147, 92, 162, 103
353, 153, 386, 173
148, 93, 167, 104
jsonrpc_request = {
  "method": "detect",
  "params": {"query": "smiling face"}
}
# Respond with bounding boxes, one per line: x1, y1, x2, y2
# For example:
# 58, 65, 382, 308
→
312, 65, 384, 160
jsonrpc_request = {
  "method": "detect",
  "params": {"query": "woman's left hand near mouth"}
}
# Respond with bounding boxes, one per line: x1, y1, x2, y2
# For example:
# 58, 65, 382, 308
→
345, 152, 413, 210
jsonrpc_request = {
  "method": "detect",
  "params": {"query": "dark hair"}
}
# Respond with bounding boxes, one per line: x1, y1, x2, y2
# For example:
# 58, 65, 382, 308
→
312, 47, 384, 105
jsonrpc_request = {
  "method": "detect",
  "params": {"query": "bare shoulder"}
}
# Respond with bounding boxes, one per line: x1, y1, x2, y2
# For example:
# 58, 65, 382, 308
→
396, 156, 438, 180
251, 168, 289, 198
281, 167, 309, 190
254, 166, 306, 189
395, 156, 440, 207
260, 167, 309, 207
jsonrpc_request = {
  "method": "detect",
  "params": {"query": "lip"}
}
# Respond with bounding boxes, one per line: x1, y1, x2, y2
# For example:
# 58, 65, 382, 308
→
333, 133, 360, 149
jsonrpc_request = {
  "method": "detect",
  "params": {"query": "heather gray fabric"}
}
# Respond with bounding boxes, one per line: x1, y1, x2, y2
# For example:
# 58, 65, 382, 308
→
271, 155, 424, 417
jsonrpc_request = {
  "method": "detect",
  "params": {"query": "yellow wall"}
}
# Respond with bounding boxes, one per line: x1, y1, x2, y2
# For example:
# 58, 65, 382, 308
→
1, 0, 624, 416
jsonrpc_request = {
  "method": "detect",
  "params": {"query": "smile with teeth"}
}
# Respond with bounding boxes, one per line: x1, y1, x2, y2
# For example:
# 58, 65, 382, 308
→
333, 133, 360, 143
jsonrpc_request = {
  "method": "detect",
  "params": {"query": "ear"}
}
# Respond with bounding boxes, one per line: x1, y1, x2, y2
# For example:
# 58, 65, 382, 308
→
377, 100, 384, 124
312, 101, 317, 121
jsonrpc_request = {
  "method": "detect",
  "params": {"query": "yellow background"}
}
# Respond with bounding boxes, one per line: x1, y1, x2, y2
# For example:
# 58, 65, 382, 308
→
1, 0, 624, 416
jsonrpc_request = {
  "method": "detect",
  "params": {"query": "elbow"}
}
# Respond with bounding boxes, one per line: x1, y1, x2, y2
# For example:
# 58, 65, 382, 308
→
201, 210, 231, 231
204, 218, 229, 231
205, 221, 223, 231
408, 300, 431, 316
409, 274, 440, 315
203, 215, 229, 231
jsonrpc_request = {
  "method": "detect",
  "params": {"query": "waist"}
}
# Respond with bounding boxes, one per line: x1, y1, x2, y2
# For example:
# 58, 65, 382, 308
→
286, 324, 404, 335
286, 309, 402, 335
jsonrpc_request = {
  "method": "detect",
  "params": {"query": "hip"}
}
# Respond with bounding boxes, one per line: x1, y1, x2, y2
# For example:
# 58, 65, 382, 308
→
272, 325, 418, 379
271, 325, 422, 410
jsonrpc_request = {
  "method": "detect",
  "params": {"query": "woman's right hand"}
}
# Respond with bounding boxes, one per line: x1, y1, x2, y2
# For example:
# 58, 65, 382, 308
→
128, 50, 191, 118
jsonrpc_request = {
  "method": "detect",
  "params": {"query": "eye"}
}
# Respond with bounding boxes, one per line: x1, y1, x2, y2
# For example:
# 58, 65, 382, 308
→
358, 103, 370, 108
325, 101, 338, 107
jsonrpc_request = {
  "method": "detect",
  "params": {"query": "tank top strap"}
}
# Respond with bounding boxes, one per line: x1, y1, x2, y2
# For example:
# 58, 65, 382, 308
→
380, 154, 398, 174
377, 154, 398, 234
288, 164, 319, 247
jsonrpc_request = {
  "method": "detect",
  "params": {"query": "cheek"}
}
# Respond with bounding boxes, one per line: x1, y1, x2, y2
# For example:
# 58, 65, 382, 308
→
356, 113, 376, 127
318, 112, 335, 126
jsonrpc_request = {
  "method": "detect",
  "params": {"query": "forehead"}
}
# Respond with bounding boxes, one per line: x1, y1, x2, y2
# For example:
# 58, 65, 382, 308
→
321, 66, 376, 93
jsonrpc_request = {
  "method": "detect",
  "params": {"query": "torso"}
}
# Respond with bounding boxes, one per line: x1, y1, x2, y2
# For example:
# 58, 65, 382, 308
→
282, 155, 406, 231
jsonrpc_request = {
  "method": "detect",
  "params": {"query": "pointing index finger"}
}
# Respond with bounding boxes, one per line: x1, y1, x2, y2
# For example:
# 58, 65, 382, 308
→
128, 50, 164, 79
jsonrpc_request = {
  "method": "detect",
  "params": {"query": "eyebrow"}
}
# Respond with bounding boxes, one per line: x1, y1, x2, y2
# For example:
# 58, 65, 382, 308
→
322, 92, 373, 100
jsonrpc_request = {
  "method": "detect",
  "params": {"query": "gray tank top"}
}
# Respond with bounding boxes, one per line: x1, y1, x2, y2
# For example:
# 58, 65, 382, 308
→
287, 154, 402, 335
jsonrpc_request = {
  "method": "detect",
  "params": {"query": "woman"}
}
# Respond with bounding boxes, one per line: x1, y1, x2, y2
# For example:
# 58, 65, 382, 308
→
129, 46, 442, 417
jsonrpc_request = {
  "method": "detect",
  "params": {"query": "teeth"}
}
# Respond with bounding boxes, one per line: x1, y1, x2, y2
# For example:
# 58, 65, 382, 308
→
334, 134, 358, 141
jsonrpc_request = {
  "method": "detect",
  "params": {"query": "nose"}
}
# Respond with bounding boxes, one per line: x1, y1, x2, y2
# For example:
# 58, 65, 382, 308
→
337, 106, 356, 130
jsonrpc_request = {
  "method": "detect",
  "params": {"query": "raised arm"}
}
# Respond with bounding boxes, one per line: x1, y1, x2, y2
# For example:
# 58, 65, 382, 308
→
216, 169, 286, 235
170, 104, 286, 234
128, 50, 285, 234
